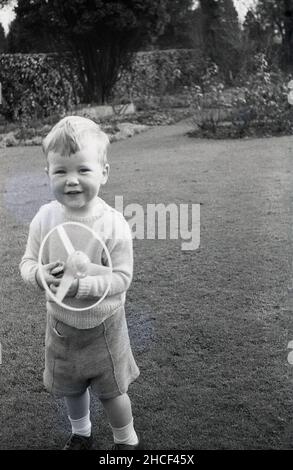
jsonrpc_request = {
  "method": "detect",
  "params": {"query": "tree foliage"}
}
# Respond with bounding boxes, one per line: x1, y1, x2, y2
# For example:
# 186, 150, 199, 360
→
7, 0, 55, 53
7, 0, 169, 103
155, 0, 194, 49
243, 10, 262, 44
198, 0, 241, 80
253, 0, 293, 68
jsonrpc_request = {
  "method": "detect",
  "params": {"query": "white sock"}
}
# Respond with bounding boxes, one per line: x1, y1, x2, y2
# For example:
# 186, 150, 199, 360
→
69, 411, 91, 437
111, 418, 139, 445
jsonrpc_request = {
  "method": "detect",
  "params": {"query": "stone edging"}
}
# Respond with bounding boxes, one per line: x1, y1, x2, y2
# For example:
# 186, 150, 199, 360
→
0, 122, 150, 148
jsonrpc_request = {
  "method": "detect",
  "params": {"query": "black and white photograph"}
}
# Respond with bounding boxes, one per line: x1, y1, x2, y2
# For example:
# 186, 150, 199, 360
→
0, 0, 293, 458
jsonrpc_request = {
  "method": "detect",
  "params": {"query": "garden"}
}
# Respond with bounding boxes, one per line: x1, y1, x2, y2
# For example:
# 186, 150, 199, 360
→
0, 2, 293, 145
1, 50, 293, 147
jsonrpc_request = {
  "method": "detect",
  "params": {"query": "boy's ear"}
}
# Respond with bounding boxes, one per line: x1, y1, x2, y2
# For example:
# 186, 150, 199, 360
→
102, 163, 110, 184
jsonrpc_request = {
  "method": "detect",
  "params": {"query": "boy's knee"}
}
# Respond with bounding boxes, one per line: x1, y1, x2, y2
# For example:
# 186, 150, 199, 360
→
100, 393, 128, 405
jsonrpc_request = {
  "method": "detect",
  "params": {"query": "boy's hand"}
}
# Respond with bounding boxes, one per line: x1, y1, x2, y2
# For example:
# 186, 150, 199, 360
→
50, 262, 65, 278
50, 278, 79, 298
36, 261, 64, 289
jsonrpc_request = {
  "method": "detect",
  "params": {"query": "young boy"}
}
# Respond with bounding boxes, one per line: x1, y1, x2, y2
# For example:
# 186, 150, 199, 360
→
19, 116, 140, 450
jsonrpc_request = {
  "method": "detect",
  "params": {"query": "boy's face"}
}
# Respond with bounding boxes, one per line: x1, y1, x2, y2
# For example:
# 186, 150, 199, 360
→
46, 145, 109, 213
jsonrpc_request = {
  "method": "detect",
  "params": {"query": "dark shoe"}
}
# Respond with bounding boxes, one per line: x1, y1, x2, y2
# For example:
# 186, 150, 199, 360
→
63, 433, 93, 450
112, 438, 141, 450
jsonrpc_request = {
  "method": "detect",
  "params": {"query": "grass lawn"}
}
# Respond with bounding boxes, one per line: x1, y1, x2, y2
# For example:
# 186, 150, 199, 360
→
1, 120, 293, 449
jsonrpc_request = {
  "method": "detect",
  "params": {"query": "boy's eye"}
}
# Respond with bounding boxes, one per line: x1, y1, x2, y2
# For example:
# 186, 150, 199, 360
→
79, 168, 91, 173
54, 170, 66, 175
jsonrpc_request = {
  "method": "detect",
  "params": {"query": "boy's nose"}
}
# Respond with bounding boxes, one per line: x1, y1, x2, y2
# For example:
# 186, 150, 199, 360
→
66, 176, 79, 186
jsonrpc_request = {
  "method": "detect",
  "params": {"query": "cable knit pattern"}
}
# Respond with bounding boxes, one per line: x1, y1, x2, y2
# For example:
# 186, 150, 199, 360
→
19, 198, 133, 329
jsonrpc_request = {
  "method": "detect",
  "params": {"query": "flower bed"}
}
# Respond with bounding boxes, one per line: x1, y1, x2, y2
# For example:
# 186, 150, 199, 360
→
189, 55, 293, 139
0, 106, 192, 148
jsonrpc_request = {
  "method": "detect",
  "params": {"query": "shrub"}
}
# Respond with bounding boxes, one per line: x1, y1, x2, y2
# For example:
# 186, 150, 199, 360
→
0, 53, 82, 122
190, 61, 231, 133
189, 54, 293, 138
235, 54, 293, 135
112, 49, 205, 108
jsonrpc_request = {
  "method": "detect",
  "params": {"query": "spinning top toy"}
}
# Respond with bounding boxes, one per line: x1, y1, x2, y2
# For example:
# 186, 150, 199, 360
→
38, 222, 112, 311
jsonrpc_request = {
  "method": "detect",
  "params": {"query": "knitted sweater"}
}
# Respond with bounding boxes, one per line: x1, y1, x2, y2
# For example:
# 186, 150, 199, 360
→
19, 198, 133, 329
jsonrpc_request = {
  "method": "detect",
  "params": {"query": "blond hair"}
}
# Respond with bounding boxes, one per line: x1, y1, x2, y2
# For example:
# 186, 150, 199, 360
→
42, 116, 110, 165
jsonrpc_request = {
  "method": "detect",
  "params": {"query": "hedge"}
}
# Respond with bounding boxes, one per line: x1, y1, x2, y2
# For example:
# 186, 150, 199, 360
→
112, 48, 204, 104
0, 49, 203, 121
0, 53, 82, 121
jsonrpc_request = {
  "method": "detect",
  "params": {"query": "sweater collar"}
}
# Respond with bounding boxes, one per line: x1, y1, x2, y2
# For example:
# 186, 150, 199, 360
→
59, 197, 105, 222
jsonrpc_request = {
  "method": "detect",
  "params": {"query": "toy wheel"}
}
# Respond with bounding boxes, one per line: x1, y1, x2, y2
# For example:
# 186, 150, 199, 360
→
38, 222, 112, 311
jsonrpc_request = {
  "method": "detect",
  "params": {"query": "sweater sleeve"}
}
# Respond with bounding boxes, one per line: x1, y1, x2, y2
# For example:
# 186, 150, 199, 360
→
76, 215, 133, 299
19, 213, 42, 289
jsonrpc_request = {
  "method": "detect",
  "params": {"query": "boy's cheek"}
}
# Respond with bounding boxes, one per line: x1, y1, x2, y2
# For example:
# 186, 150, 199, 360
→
51, 186, 64, 199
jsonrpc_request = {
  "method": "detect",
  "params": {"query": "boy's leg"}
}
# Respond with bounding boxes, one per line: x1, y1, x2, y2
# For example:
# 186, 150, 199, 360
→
100, 393, 139, 447
64, 388, 91, 436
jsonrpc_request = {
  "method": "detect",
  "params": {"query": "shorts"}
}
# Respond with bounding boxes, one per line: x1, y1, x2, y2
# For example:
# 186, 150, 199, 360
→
43, 306, 140, 399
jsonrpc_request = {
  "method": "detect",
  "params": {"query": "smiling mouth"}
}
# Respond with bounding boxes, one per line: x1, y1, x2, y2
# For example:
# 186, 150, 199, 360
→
65, 191, 83, 195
